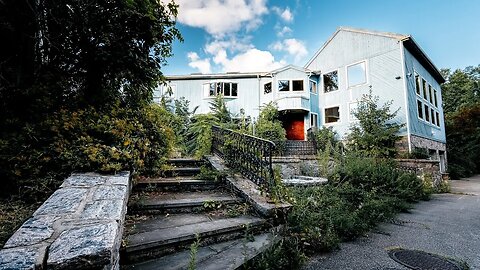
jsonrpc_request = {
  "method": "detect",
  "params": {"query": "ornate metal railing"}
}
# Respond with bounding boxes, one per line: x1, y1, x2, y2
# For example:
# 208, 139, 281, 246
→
211, 125, 275, 190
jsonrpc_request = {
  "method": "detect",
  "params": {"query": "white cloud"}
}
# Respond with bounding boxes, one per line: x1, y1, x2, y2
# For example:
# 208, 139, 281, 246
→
222, 49, 286, 72
277, 26, 292, 37
176, 0, 268, 36
270, 38, 308, 63
272, 6, 293, 22
187, 52, 211, 73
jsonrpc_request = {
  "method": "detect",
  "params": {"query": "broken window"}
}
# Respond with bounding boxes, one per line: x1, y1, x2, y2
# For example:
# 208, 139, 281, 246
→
264, 82, 272, 94
325, 106, 340, 123
428, 84, 433, 103
323, 71, 338, 93
433, 89, 438, 107
278, 80, 289, 91
422, 78, 428, 99
310, 113, 318, 127
436, 112, 440, 127
431, 108, 436, 125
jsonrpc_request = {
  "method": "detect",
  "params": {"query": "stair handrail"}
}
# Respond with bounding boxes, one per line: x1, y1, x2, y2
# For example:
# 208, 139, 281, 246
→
211, 125, 275, 191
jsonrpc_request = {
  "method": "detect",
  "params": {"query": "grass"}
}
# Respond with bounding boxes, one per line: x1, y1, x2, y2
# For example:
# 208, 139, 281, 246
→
0, 198, 38, 247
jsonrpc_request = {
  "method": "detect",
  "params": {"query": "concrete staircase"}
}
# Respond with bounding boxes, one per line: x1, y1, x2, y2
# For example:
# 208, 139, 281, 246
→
121, 158, 279, 269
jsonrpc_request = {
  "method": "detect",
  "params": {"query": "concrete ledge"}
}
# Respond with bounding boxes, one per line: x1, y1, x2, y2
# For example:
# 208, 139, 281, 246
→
206, 155, 291, 218
0, 172, 130, 270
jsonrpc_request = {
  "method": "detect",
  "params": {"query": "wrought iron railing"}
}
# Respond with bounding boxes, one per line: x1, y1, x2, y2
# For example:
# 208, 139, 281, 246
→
211, 125, 275, 190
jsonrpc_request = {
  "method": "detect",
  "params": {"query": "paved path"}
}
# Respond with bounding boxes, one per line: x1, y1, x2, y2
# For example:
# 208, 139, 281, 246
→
304, 175, 480, 270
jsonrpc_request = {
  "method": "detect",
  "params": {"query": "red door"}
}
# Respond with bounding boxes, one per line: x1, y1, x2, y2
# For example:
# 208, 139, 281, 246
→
283, 115, 305, 140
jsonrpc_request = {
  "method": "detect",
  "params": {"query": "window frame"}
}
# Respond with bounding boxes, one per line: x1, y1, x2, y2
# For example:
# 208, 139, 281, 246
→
205, 81, 239, 98
324, 105, 341, 125
346, 60, 368, 88
322, 69, 339, 93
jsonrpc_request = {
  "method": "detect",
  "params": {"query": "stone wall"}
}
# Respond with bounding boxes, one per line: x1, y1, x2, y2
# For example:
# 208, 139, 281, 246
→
396, 159, 443, 187
410, 135, 446, 151
272, 156, 321, 179
0, 172, 130, 270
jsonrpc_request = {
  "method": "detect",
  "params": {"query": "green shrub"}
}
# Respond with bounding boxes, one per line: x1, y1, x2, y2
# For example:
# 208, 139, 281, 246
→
346, 89, 404, 158
255, 102, 286, 153
0, 103, 174, 199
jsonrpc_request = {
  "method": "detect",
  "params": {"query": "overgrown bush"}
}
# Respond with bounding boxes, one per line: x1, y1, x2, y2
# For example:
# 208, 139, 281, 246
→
330, 154, 429, 202
0, 103, 174, 199
347, 90, 404, 158
255, 102, 287, 153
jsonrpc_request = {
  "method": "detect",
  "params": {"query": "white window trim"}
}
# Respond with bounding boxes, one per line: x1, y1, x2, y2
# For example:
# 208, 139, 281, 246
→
321, 69, 339, 94
277, 79, 306, 93
348, 101, 359, 123
346, 60, 369, 89
323, 104, 342, 125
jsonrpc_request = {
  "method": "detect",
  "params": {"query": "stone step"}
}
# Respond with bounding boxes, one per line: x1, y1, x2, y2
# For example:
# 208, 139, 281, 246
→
122, 214, 267, 263
162, 167, 202, 177
129, 190, 243, 214
122, 232, 278, 270
135, 177, 219, 192
167, 158, 205, 167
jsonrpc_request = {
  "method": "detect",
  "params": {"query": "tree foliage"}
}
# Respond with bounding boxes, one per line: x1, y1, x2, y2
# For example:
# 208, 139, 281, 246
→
441, 65, 480, 115
440, 65, 480, 178
0, 0, 182, 198
1, 0, 182, 126
255, 102, 287, 153
347, 90, 404, 158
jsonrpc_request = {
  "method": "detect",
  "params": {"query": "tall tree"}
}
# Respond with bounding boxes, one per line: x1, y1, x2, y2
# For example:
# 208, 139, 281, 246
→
441, 65, 480, 178
0, 0, 182, 129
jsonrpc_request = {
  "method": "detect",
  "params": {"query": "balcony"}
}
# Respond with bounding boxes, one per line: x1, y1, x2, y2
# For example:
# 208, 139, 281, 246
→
276, 95, 310, 112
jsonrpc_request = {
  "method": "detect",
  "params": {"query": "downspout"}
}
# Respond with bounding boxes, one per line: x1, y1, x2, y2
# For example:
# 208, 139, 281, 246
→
399, 39, 412, 152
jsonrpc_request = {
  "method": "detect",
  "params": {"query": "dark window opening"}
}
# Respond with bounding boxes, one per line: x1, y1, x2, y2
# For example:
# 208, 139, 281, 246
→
292, 80, 304, 91
264, 82, 272, 94
417, 100, 423, 119
424, 104, 430, 122
325, 107, 340, 123
323, 71, 338, 93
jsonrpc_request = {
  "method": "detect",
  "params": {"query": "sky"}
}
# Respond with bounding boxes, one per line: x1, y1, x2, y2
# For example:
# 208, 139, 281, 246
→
162, 0, 480, 75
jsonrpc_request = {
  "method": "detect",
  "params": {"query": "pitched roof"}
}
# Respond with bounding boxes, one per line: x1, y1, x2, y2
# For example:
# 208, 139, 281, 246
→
305, 27, 445, 84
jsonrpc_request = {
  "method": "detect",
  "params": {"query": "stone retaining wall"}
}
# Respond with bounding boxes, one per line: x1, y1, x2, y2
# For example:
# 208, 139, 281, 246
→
396, 159, 443, 187
0, 172, 130, 270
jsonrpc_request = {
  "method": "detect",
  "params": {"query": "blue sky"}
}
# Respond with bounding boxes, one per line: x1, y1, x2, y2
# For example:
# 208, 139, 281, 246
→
163, 0, 480, 75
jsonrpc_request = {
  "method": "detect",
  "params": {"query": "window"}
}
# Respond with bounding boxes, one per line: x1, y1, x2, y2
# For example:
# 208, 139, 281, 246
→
417, 100, 423, 119
232, 83, 238, 96
323, 71, 338, 93
292, 80, 304, 91
431, 108, 436, 125
264, 82, 272, 94
433, 89, 438, 107
310, 113, 318, 127
347, 61, 367, 87
208, 82, 238, 97
424, 104, 430, 122
428, 84, 433, 103
436, 112, 440, 127
422, 78, 428, 99
325, 106, 340, 123
309, 80, 317, 94
349, 102, 358, 121
278, 80, 289, 92
415, 73, 421, 95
